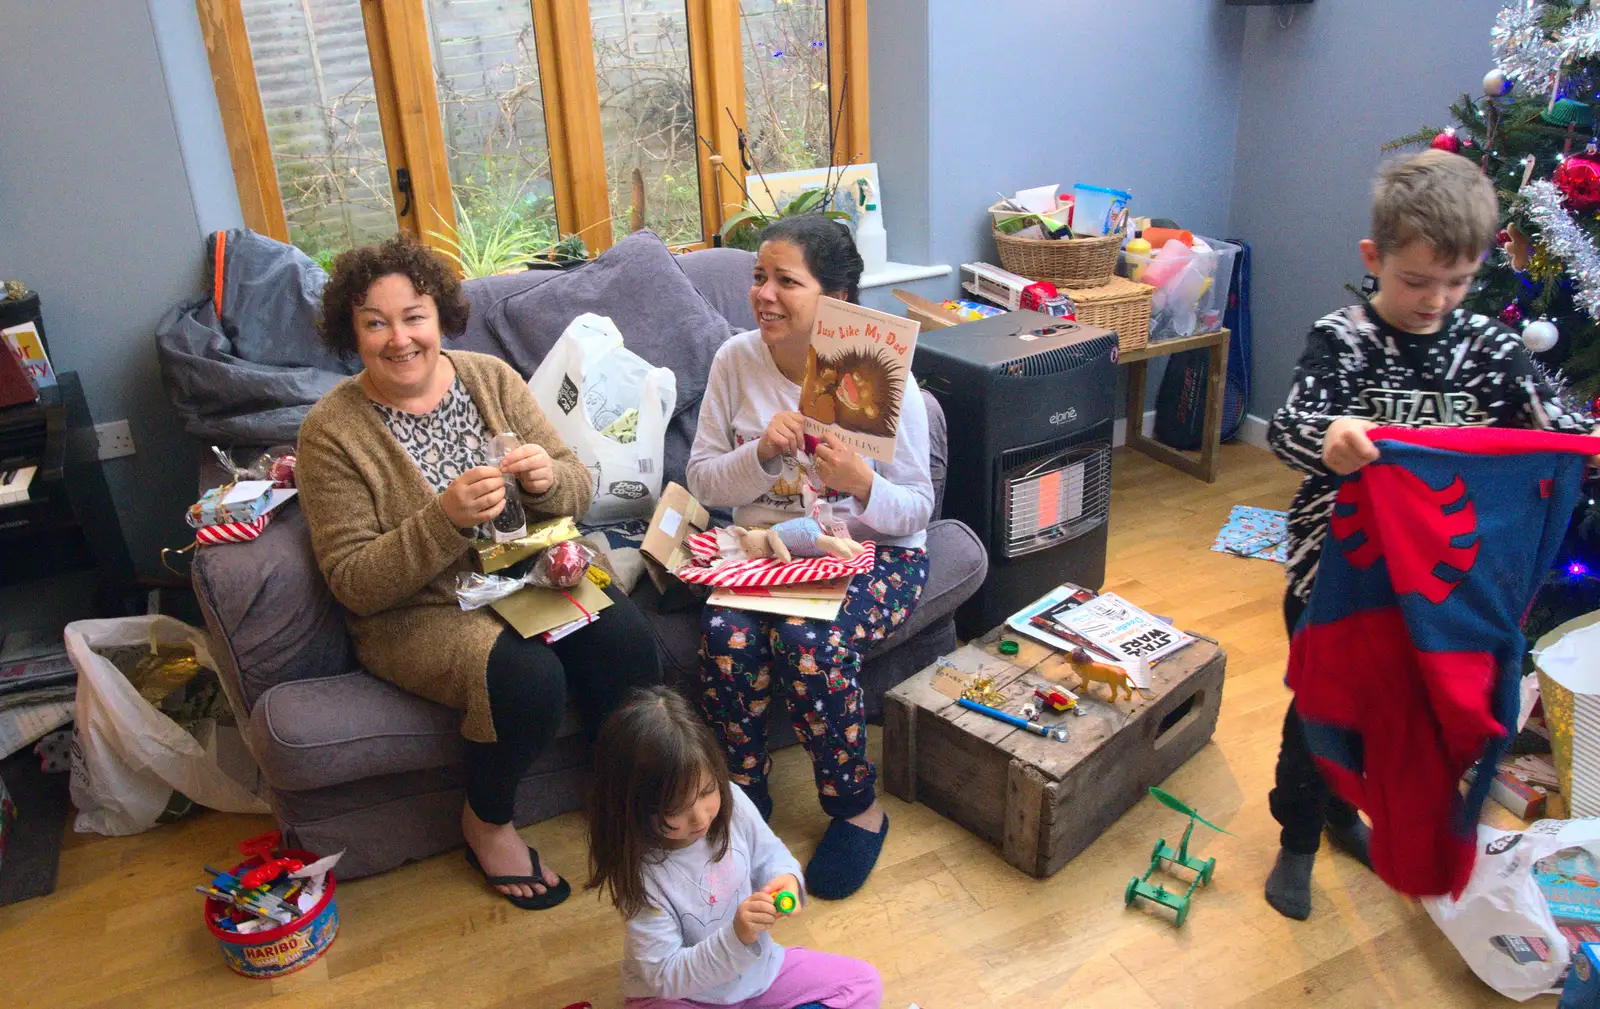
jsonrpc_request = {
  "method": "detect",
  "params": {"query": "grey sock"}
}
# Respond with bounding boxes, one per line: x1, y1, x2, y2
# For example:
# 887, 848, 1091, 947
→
1325, 818, 1372, 869
1264, 848, 1315, 920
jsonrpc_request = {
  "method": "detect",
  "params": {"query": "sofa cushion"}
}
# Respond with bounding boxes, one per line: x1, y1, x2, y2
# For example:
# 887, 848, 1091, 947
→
249, 669, 585, 793
191, 504, 354, 714
677, 247, 757, 333
483, 231, 735, 490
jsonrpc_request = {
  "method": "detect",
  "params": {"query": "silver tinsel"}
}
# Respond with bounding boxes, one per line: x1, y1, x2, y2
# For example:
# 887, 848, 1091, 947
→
1532, 360, 1593, 423
1493, 0, 1562, 92
1561, 9, 1600, 62
1524, 179, 1600, 318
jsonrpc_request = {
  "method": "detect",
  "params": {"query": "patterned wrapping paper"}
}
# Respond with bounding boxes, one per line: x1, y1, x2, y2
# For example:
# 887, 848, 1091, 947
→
674, 530, 876, 588
195, 514, 273, 545
1210, 504, 1288, 563
186, 481, 275, 530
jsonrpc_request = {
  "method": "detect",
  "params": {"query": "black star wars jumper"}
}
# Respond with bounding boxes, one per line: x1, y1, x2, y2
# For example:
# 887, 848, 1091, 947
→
1268, 303, 1586, 604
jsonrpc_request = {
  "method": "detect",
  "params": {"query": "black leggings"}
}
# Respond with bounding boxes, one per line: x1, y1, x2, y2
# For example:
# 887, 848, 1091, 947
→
463, 586, 662, 824
1269, 592, 1360, 854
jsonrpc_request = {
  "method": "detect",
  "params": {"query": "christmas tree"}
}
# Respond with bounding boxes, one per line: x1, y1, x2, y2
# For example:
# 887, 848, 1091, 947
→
1406, 0, 1600, 640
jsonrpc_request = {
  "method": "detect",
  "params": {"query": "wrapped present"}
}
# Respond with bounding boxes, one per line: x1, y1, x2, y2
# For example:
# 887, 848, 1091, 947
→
187, 480, 276, 530
1535, 611, 1600, 817
674, 530, 876, 588
472, 516, 581, 574
196, 514, 273, 545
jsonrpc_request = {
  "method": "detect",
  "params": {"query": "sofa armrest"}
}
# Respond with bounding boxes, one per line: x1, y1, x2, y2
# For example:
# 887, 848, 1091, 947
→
191, 504, 355, 716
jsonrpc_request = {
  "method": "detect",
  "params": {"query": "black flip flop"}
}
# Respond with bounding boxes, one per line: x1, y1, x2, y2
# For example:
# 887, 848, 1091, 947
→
465, 844, 572, 910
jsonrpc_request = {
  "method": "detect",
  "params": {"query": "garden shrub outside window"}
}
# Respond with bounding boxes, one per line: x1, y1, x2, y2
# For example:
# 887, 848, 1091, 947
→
198, 0, 869, 274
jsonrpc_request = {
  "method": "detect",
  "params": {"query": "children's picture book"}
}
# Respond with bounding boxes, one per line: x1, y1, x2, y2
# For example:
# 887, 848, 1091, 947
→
2, 321, 55, 389
799, 297, 919, 464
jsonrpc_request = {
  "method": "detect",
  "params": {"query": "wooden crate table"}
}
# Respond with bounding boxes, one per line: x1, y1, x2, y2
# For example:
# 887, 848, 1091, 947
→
882, 626, 1226, 878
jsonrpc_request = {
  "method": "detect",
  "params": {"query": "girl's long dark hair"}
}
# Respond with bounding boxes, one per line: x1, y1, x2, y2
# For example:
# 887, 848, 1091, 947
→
585, 686, 734, 919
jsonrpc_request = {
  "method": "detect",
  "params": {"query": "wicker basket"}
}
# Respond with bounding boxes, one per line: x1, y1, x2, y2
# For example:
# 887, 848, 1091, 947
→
993, 230, 1122, 288
1059, 276, 1153, 354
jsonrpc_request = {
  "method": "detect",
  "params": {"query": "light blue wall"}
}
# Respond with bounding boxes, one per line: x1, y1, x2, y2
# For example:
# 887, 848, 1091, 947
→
0, 2, 233, 577
925, 1, 1246, 280
1231, 0, 1510, 420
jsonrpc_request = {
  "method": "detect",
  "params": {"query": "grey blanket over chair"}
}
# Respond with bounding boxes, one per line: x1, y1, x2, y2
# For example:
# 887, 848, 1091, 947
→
156, 229, 358, 446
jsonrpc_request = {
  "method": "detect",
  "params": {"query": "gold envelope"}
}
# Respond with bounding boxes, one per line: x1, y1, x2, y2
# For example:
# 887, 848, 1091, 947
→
491, 578, 613, 638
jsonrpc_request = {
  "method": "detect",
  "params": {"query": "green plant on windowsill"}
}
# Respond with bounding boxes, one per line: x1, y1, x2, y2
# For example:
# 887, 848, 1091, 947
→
719, 187, 851, 252
526, 233, 589, 270
427, 197, 560, 278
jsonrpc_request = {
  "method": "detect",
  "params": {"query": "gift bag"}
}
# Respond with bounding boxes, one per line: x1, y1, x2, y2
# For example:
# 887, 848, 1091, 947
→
1424, 819, 1600, 1000
67, 616, 269, 835
1534, 612, 1600, 818
529, 314, 675, 523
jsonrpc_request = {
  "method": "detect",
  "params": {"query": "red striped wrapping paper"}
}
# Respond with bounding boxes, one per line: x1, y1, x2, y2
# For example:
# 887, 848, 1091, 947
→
674, 530, 875, 588
194, 513, 273, 545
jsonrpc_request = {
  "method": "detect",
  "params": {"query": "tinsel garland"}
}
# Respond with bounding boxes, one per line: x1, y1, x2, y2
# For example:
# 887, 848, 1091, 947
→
1533, 359, 1594, 424
1524, 179, 1600, 318
1561, 9, 1600, 63
1494, 0, 1562, 91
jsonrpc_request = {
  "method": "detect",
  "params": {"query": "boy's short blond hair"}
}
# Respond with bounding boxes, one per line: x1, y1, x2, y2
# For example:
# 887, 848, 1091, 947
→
1371, 149, 1499, 262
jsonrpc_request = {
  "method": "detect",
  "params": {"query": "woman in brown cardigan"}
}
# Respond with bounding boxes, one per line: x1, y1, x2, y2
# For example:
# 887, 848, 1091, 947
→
296, 234, 661, 910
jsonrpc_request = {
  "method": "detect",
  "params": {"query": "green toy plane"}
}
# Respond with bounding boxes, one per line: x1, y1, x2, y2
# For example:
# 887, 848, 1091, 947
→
1124, 787, 1231, 927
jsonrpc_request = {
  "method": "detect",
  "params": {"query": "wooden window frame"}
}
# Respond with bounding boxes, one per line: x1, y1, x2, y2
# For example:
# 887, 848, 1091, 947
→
199, 0, 868, 258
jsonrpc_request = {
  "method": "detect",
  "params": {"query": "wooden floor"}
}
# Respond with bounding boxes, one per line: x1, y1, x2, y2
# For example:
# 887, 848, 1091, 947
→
0, 444, 1536, 1008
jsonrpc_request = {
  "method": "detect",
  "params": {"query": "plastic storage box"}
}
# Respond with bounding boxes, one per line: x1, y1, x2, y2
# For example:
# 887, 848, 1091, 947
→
1119, 235, 1240, 343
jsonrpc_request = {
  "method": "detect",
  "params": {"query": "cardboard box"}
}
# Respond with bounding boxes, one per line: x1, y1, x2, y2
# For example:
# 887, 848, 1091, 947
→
642, 483, 711, 583
892, 290, 965, 331
1561, 942, 1600, 1007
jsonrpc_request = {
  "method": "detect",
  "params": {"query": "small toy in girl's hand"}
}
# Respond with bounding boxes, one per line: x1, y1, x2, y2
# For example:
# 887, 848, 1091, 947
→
770, 888, 799, 914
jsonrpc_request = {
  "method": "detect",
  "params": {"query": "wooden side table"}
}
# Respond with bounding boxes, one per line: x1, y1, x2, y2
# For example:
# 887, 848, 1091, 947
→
1122, 329, 1230, 483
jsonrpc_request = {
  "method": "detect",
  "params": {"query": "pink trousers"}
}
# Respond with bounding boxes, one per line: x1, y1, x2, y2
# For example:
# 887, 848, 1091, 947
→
626, 947, 882, 1009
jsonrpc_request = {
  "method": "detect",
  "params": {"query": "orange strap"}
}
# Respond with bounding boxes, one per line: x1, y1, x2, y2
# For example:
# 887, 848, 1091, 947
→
212, 231, 227, 322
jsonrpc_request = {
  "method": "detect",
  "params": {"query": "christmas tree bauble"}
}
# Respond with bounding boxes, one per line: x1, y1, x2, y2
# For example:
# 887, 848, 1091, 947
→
1524, 318, 1560, 353
1484, 68, 1512, 96
1431, 129, 1462, 153
1555, 154, 1600, 212
1500, 303, 1524, 326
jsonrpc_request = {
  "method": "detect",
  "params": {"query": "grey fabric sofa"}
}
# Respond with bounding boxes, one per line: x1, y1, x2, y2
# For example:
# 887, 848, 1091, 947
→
188, 234, 987, 879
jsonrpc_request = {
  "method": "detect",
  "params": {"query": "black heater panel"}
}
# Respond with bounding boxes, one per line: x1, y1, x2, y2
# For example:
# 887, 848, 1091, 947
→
916, 312, 1120, 638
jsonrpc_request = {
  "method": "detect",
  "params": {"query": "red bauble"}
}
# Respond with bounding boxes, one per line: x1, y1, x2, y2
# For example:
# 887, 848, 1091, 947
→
1497, 229, 1512, 247
1499, 303, 1524, 326
1554, 154, 1600, 212
1431, 129, 1462, 153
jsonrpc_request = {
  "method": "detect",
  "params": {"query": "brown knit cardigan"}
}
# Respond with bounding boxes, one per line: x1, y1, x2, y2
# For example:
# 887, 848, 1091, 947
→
296, 350, 593, 743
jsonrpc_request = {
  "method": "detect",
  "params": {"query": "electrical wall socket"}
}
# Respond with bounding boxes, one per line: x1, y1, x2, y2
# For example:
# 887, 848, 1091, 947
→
94, 420, 135, 460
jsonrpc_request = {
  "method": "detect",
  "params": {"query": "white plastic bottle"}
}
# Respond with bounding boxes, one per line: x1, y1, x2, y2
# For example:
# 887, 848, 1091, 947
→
855, 189, 888, 276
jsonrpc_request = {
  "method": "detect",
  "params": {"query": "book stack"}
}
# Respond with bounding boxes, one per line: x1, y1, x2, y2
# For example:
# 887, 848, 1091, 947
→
0, 628, 76, 759
1007, 582, 1194, 687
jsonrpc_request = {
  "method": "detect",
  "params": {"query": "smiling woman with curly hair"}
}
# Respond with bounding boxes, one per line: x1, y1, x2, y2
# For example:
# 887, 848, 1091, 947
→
294, 232, 661, 910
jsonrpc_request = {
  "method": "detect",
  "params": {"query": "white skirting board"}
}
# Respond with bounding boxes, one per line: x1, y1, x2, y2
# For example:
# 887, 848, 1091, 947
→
1111, 411, 1270, 449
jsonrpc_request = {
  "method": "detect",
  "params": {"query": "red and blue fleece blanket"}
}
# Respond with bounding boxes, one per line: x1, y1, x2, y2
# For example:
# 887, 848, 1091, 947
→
1288, 426, 1599, 897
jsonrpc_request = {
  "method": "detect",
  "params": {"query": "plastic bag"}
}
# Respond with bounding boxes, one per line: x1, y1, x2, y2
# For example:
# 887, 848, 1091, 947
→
1423, 819, 1600, 1000
456, 542, 597, 609
67, 615, 269, 835
528, 313, 675, 523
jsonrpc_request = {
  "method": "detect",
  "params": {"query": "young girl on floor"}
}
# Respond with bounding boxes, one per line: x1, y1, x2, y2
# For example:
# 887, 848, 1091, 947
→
587, 687, 883, 1008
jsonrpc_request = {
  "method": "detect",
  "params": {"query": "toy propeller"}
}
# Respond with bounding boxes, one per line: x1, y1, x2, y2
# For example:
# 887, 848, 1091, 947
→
1149, 787, 1233, 835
